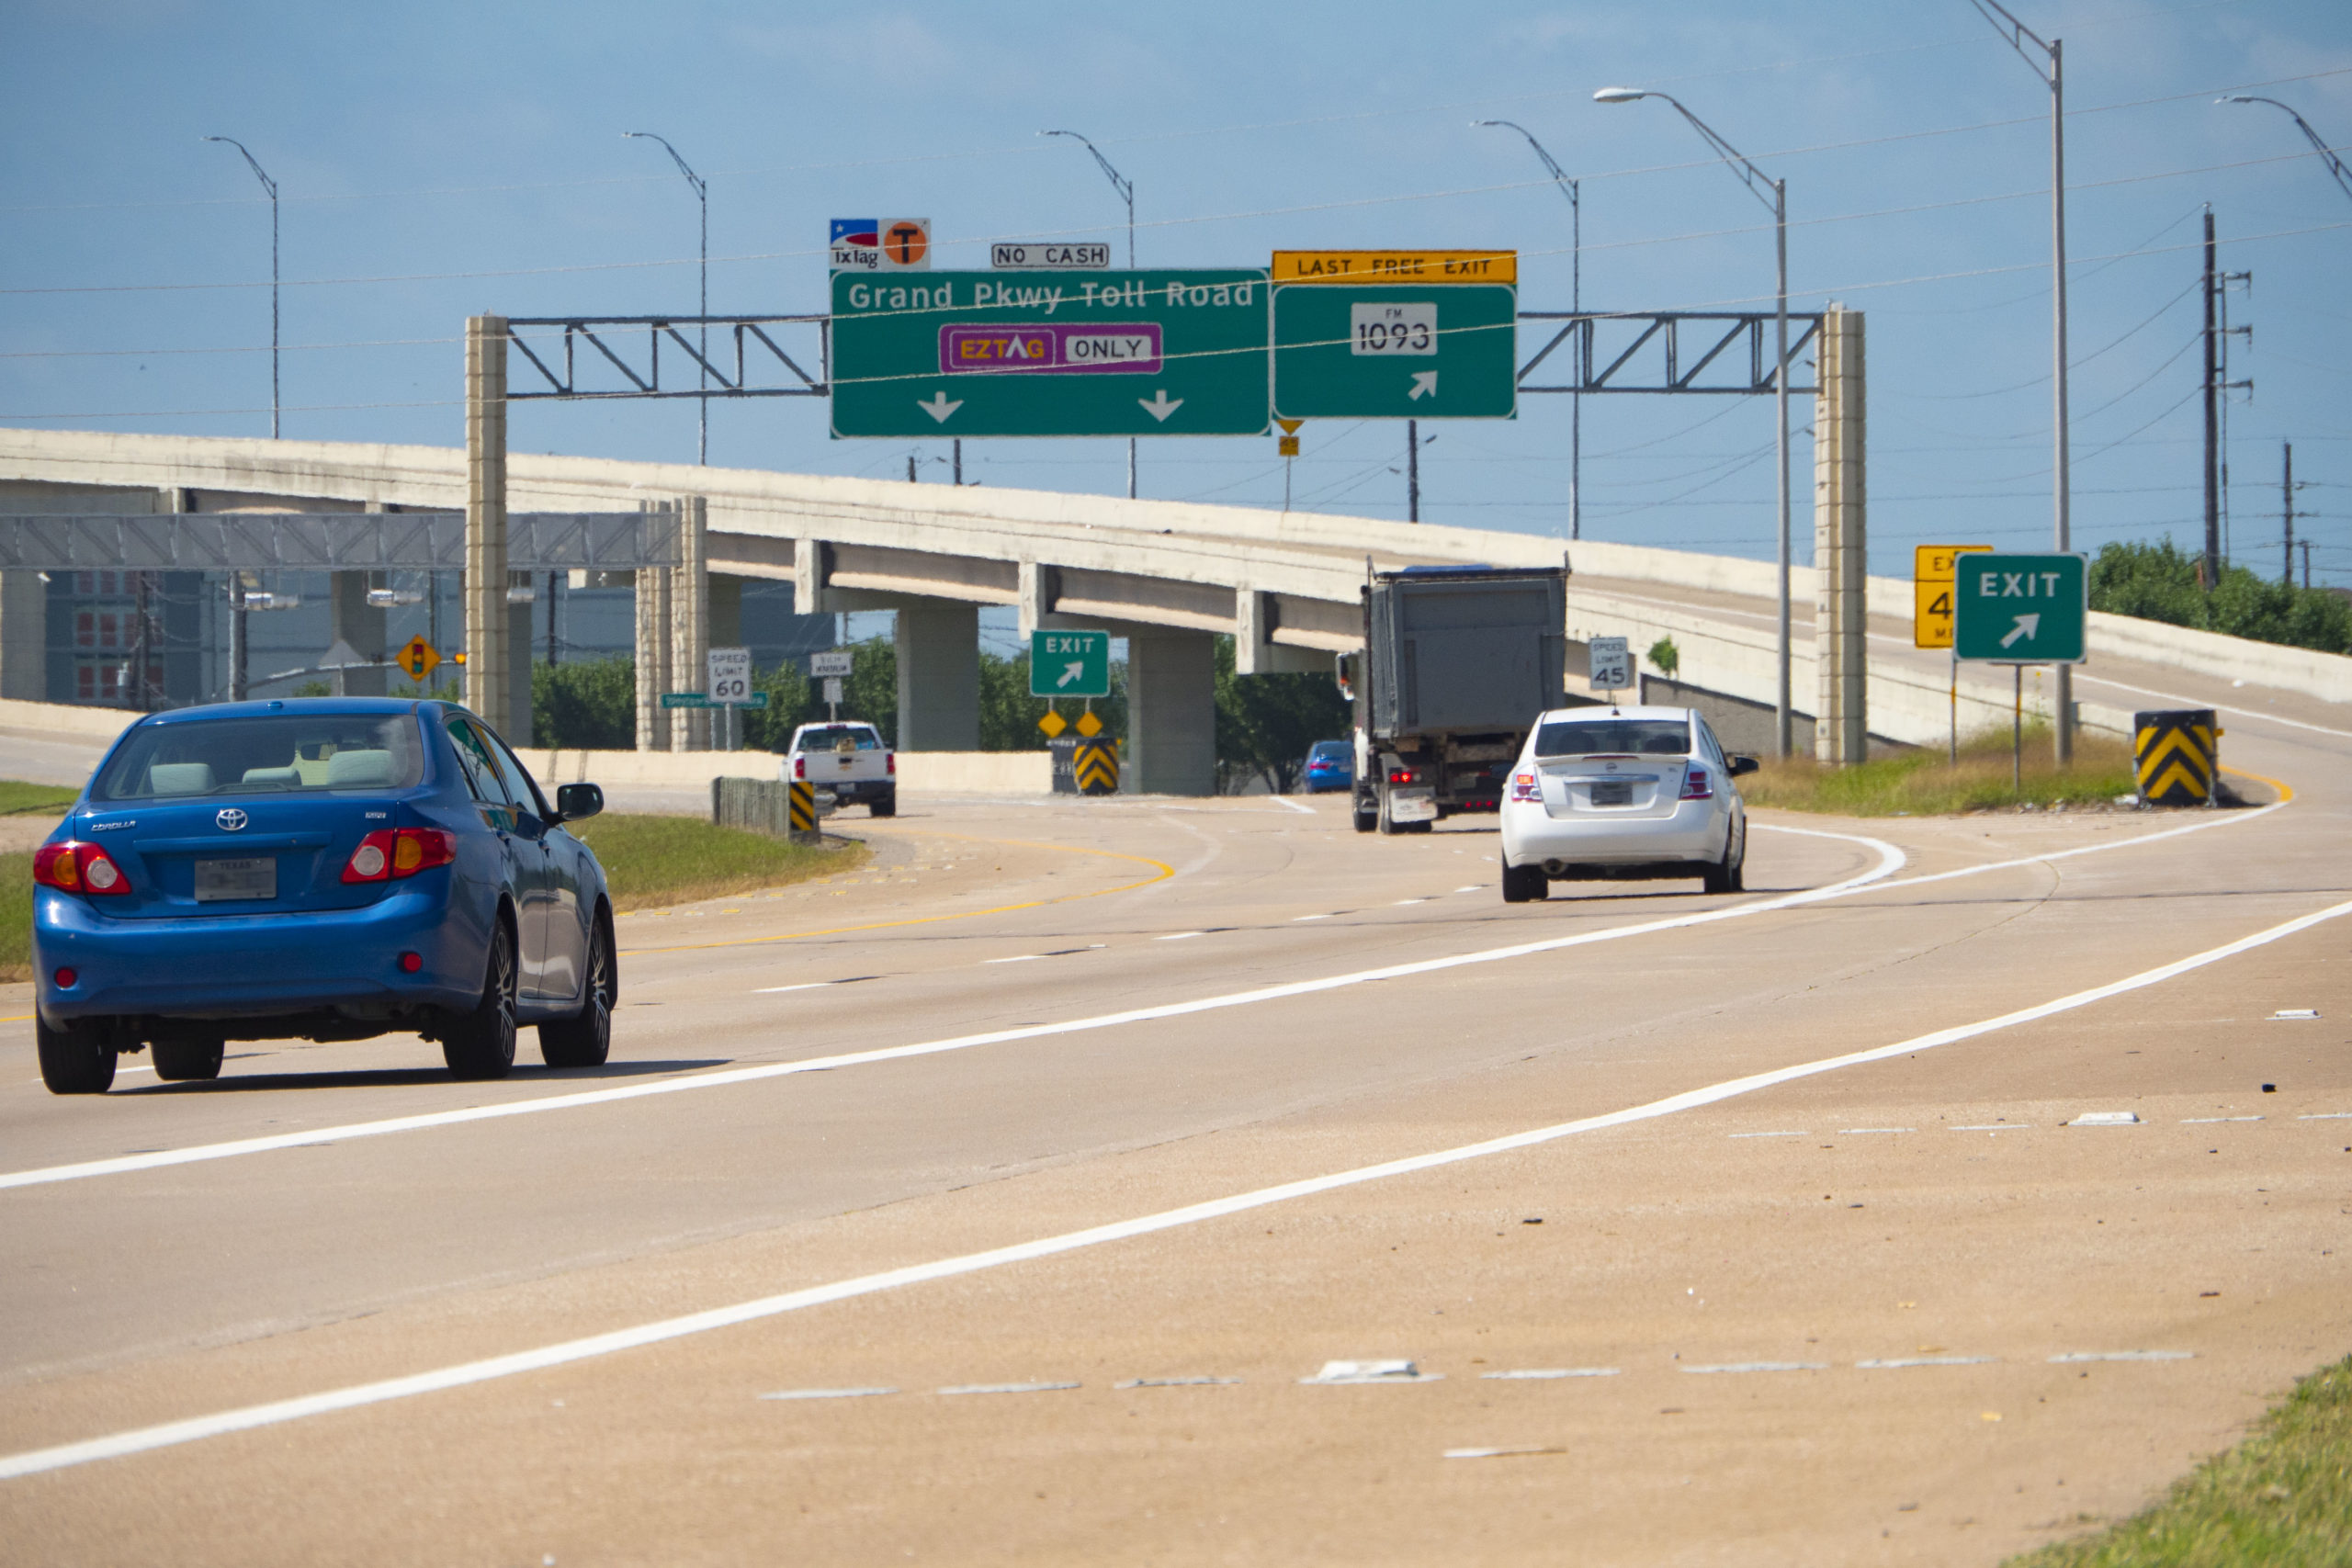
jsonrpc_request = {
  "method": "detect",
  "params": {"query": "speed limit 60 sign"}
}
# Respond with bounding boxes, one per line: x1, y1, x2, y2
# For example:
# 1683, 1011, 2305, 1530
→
707, 646, 752, 705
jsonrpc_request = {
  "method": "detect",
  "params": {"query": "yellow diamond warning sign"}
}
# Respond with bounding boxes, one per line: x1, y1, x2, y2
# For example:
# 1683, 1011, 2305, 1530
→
1074, 708, 1103, 739
396, 635, 442, 682
1036, 708, 1068, 739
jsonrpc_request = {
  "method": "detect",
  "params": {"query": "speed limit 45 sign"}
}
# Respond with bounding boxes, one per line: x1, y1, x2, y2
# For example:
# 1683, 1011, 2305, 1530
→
707, 646, 752, 705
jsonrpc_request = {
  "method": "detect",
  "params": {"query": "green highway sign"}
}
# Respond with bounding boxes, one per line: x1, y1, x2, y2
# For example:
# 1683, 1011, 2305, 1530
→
830, 271, 1271, 438
660, 691, 770, 709
1029, 629, 1112, 698
1953, 552, 2087, 663
1272, 283, 1517, 420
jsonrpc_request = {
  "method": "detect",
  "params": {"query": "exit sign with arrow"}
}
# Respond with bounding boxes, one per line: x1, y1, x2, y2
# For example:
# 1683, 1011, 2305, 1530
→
1028, 629, 1112, 698
1272, 274, 1516, 421
1953, 552, 2087, 663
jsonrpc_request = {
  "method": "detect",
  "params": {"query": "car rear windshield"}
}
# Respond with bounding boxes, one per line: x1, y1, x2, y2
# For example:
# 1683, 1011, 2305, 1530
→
1533, 718, 1691, 758
1309, 742, 1350, 760
798, 727, 881, 750
92, 713, 426, 800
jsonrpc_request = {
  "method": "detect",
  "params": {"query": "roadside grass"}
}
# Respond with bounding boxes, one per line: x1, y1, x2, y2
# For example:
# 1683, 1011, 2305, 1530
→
1, 852, 28, 984
568, 813, 866, 911
1742, 726, 2138, 816
2004, 1355, 2352, 1567
0, 780, 76, 818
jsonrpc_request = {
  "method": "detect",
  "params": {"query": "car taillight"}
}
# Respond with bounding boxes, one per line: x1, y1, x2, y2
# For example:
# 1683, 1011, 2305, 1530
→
344, 827, 458, 884
1387, 767, 1417, 784
34, 841, 131, 896
886, 751, 896, 775
793, 755, 806, 779
1680, 766, 1713, 801
1509, 772, 1541, 802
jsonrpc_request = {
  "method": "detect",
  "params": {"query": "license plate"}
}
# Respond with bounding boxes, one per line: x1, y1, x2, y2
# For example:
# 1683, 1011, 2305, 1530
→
1388, 791, 1437, 822
195, 856, 276, 902
1589, 781, 1634, 807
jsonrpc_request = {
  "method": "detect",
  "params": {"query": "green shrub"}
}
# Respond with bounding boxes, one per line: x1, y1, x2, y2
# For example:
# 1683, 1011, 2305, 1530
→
2090, 540, 2351, 654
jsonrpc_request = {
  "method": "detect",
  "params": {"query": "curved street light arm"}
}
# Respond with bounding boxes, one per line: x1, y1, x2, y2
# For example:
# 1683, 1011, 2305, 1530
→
621, 130, 705, 199
201, 135, 276, 199
2222, 96, 2352, 205
1639, 95, 1778, 214
1039, 128, 1133, 211
1473, 119, 1577, 211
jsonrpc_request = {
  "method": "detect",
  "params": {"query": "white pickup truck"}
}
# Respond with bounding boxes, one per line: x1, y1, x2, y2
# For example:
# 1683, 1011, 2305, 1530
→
782, 721, 896, 817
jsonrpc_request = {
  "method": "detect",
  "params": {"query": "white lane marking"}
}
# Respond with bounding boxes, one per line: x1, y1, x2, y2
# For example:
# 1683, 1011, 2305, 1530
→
1865, 795, 2289, 897
1837, 1127, 1914, 1135
1729, 1130, 1808, 1139
3, 834, 1894, 1194
2048, 1350, 2194, 1363
1302, 1359, 1439, 1385
0, 797, 2300, 1196
116, 1065, 154, 1077
9, 897, 2339, 1481
1453, 886, 1484, 893
2272, 1009, 2321, 1020
2183, 1115, 2263, 1123
2069, 1111, 2141, 1126
2073, 673, 2352, 739
1857, 1356, 1996, 1369
1271, 795, 1316, 816
982, 954, 1045, 964
1951, 1124, 2031, 1132
1115, 1376, 1239, 1388
1681, 1361, 1826, 1374
937, 1382, 1078, 1396
753, 982, 835, 995
1482, 1368, 1620, 1380
1446, 1445, 1566, 1459
2297, 1112, 2352, 1121
982, 945, 1107, 965
1154, 931, 1207, 942
1394, 898, 1426, 907
757, 1386, 894, 1401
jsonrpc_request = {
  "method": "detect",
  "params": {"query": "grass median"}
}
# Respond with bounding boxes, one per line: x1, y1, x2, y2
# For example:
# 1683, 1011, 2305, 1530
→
2005, 1355, 2352, 1567
1742, 727, 2138, 817
0, 807, 865, 984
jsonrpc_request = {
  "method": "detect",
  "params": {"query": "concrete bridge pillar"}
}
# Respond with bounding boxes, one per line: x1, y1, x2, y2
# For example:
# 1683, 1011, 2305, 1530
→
668, 493, 708, 751
1123, 626, 1216, 796
894, 598, 978, 751
464, 314, 511, 739
1813, 305, 1867, 765
632, 512, 672, 752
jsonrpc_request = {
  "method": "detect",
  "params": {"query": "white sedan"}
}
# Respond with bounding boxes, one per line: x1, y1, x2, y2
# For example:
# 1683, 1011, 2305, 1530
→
1498, 705, 1758, 902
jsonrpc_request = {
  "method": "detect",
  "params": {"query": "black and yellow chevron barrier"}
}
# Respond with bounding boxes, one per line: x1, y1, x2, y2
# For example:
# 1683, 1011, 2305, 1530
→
787, 778, 820, 841
2134, 708, 2217, 807
1072, 740, 1120, 795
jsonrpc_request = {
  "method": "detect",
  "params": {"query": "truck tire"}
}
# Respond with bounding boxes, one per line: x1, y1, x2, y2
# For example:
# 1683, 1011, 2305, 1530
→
870, 791, 896, 818
1500, 858, 1546, 903
37, 1016, 116, 1095
152, 1032, 225, 1082
1351, 793, 1377, 833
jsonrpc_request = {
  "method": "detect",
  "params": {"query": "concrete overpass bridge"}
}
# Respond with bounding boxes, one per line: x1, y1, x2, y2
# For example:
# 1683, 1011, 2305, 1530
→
3, 426, 2346, 795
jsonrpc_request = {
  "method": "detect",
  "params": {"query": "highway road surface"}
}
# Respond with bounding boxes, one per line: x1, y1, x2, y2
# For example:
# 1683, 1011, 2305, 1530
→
2, 662, 2346, 1565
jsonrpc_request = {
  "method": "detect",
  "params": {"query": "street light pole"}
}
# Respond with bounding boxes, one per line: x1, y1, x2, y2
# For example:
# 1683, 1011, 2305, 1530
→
1594, 88, 1792, 757
1966, 0, 2074, 764
201, 137, 277, 440
1042, 129, 1137, 500
1475, 120, 1581, 540
623, 131, 708, 464
2219, 96, 2352, 206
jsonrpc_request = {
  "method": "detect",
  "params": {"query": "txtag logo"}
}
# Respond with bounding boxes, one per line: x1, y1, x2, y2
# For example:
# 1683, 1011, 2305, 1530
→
215, 808, 248, 831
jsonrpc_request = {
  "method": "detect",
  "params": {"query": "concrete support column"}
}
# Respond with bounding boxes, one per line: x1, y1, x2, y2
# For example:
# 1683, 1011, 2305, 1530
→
0, 569, 44, 701
1017, 558, 1057, 639
1812, 305, 1867, 765
1124, 627, 1216, 796
792, 536, 831, 617
894, 599, 979, 751
1233, 588, 1324, 675
464, 314, 509, 733
330, 572, 389, 697
633, 503, 673, 752
668, 493, 708, 751
709, 573, 743, 649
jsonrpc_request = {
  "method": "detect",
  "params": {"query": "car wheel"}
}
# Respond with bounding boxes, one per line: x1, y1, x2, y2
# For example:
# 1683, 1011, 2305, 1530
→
36, 1016, 116, 1095
870, 793, 897, 818
1500, 858, 1546, 904
1702, 823, 1746, 895
152, 1032, 225, 1082
540, 913, 615, 1069
442, 921, 518, 1080
1351, 794, 1377, 834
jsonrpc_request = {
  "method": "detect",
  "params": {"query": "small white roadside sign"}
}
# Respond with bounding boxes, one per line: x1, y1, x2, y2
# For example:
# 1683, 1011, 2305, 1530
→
809, 649, 854, 678
707, 646, 752, 705
1588, 636, 1633, 693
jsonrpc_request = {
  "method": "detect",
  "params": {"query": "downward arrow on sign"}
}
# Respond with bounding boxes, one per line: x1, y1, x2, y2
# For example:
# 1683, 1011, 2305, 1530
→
1408, 371, 1438, 400
2001, 613, 2040, 649
916, 391, 963, 424
1138, 389, 1184, 423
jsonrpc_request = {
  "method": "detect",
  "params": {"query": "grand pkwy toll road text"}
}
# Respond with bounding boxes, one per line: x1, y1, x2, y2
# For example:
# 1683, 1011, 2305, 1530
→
838, 278, 1261, 314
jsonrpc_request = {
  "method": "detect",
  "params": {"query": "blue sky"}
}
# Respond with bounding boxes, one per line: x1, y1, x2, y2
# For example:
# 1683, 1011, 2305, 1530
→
5, 0, 2348, 585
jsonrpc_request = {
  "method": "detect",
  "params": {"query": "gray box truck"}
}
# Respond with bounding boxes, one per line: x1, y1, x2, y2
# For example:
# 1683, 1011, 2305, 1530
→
1341, 565, 1569, 834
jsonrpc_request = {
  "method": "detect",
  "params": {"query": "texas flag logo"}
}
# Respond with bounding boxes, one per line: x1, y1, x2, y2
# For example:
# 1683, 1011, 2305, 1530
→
831, 219, 879, 247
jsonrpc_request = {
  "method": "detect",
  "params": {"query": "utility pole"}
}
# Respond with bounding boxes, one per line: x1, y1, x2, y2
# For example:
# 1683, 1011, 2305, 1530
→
2299, 538, 2312, 589
953, 438, 962, 485
2202, 206, 2221, 590
2281, 442, 2295, 585
1407, 419, 1420, 523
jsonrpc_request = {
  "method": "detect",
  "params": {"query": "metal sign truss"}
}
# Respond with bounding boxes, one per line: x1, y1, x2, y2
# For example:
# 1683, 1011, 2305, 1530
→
505, 315, 826, 401
1515, 311, 1824, 395
0, 512, 677, 572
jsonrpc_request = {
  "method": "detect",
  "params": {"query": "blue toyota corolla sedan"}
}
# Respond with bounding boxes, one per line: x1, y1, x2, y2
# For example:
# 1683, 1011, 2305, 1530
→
31, 697, 615, 1094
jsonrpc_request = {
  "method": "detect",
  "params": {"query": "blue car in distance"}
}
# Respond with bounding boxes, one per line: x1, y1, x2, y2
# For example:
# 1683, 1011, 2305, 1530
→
1302, 739, 1355, 794
32, 697, 616, 1094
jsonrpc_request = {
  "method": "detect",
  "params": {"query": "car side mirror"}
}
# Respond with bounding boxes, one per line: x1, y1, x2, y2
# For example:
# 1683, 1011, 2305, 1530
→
554, 782, 605, 823
1728, 755, 1761, 778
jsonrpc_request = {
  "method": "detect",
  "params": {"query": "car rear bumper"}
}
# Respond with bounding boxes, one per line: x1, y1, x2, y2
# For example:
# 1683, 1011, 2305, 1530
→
1501, 799, 1724, 867
33, 883, 486, 1026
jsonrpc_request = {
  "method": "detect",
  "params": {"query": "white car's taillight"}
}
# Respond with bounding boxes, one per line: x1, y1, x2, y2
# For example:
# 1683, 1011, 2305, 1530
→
1509, 771, 1541, 802
1680, 766, 1713, 801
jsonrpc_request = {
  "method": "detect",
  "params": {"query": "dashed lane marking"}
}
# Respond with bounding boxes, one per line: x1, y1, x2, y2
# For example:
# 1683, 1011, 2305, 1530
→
1837, 1127, 1913, 1135
1155, 931, 1207, 942
1482, 1368, 1620, 1380
1729, 1131, 1808, 1139
757, 1387, 894, 1401
2049, 1351, 2195, 1363
7, 894, 2336, 1480
1681, 1361, 1826, 1374
1271, 796, 1316, 816
937, 1382, 1079, 1396
2183, 1115, 2263, 1123
1290, 913, 1331, 921
1857, 1356, 1996, 1369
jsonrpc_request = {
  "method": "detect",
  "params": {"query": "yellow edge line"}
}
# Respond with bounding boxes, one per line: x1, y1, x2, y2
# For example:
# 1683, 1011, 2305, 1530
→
616, 829, 1176, 956
2218, 762, 2293, 806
